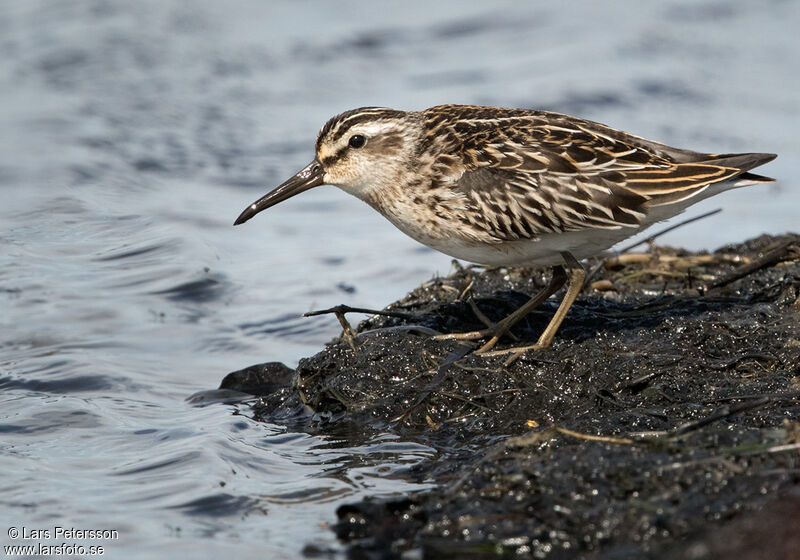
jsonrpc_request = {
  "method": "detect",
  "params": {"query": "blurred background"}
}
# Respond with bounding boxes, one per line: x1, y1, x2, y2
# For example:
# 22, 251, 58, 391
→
1, 1, 797, 557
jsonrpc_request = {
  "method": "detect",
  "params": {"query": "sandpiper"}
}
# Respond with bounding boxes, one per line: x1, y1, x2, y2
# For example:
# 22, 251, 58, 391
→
234, 105, 776, 355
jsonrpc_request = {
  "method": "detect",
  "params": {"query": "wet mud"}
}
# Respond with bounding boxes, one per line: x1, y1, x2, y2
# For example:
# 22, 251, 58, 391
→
223, 234, 800, 559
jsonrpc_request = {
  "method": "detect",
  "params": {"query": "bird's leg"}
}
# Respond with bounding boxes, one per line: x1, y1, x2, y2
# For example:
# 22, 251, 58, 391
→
433, 264, 568, 350
474, 264, 569, 353
481, 252, 585, 358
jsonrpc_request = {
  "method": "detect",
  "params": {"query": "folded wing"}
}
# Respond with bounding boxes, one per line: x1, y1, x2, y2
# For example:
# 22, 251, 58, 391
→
451, 116, 775, 241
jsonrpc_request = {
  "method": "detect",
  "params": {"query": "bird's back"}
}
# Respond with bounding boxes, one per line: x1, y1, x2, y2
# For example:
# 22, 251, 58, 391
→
385, 105, 777, 265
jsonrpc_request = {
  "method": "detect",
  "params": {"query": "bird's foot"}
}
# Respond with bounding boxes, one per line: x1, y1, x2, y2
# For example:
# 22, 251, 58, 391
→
432, 299, 522, 352
431, 329, 504, 354
432, 322, 519, 354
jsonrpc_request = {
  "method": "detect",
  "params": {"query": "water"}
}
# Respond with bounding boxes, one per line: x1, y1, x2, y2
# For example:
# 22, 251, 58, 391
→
1, 1, 797, 557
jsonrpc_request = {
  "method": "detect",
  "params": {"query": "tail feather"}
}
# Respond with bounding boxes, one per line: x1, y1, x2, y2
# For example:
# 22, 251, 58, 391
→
736, 171, 775, 184
639, 152, 777, 208
702, 152, 777, 176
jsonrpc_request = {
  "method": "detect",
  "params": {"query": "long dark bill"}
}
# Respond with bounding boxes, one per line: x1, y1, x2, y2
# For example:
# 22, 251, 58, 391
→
233, 159, 324, 225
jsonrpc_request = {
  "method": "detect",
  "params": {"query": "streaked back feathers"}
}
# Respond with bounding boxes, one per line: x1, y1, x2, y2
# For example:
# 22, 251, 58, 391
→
312, 104, 775, 244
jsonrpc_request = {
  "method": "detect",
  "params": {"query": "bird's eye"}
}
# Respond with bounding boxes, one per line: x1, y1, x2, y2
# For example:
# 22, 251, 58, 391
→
348, 135, 366, 149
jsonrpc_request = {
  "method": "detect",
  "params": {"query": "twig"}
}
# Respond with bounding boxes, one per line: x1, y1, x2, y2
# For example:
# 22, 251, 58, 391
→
767, 442, 800, 454
631, 397, 771, 440
304, 304, 421, 349
501, 426, 635, 448
438, 391, 491, 411
619, 370, 668, 393
699, 240, 796, 294
702, 391, 800, 404
706, 352, 777, 371
669, 399, 769, 436
458, 278, 475, 301
357, 324, 442, 337
333, 310, 357, 350
304, 304, 417, 320
618, 208, 722, 254
553, 426, 634, 445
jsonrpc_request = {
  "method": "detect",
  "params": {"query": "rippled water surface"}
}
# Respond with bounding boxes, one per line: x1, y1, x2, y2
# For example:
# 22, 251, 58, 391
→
1, 1, 798, 557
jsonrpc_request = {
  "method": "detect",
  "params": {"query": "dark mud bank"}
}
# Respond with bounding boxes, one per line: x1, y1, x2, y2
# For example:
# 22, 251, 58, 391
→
224, 234, 800, 559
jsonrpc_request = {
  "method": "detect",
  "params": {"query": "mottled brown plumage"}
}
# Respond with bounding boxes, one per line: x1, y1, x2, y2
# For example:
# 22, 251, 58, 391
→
235, 105, 776, 356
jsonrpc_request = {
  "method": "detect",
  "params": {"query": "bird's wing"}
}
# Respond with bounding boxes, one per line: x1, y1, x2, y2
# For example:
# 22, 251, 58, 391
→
454, 167, 648, 240
451, 119, 756, 241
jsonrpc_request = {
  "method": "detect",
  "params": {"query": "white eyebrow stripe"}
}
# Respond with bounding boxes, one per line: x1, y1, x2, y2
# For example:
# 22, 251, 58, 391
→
349, 121, 403, 138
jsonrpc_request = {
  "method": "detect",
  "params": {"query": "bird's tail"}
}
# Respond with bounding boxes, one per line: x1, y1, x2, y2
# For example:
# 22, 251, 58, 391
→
702, 152, 777, 185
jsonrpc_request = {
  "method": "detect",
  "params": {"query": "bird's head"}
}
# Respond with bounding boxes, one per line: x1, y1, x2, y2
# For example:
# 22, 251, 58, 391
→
234, 107, 420, 225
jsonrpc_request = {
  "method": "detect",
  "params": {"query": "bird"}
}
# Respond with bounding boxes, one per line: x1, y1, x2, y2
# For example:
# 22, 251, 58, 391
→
234, 105, 776, 356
